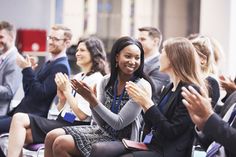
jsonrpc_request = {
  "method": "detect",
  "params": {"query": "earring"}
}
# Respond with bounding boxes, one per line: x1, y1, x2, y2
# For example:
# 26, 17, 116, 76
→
115, 62, 118, 68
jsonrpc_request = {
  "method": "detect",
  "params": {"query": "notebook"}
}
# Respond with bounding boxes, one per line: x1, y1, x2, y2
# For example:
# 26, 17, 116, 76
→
122, 139, 149, 151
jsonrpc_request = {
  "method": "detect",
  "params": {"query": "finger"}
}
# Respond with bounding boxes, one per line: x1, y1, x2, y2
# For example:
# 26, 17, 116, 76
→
126, 81, 141, 93
181, 91, 196, 105
71, 80, 78, 89
81, 81, 89, 88
188, 86, 203, 99
181, 87, 193, 96
71, 79, 80, 89
63, 73, 69, 80
182, 99, 191, 108
182, 99, 195, 116
93, 84, 97, 96
181, 87, 197, 102
25, 55, 31, 63
199, 86, 208, 98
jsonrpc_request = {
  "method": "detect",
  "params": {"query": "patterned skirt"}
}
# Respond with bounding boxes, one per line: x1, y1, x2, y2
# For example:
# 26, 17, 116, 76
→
63, 125, 115, 157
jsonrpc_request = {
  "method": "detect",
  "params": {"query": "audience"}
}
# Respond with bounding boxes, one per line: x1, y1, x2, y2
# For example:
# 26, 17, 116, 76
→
0, 24, 71, 135
88, 37, 206, 157
0, 21, 233, 157
6, 36, 107, 157
138, 26, 170, 103
43, 36, 152, 157
0, 21, 22, 116
182, 85, 236, 157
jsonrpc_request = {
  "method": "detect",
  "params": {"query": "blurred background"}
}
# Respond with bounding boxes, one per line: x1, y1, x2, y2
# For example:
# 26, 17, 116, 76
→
0, 0, 235, 76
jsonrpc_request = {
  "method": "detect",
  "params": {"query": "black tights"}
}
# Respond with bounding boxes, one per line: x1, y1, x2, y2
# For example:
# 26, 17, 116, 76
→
89, 141, 159, 157
89, 141, 132, 157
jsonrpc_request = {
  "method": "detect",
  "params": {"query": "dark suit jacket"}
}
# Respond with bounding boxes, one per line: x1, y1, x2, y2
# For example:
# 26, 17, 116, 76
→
143, 82, 196, 157
203, 109, 236, 157
219, 91, 236, 117
12, 57, 70, 117
144, 55, 170, 104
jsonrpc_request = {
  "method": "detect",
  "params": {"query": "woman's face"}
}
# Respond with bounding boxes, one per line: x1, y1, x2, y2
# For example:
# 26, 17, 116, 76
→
159, 48, 171, 73
75, 42, 92, 67
116, 44, 141, 76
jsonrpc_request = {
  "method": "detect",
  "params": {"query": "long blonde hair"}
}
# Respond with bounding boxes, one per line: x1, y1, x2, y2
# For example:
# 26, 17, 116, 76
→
163, 37, 205, 88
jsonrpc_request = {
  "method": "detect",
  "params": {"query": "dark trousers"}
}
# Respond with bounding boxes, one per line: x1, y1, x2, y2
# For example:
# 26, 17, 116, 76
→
0, 115, 12, 134
0, 148, 5, 157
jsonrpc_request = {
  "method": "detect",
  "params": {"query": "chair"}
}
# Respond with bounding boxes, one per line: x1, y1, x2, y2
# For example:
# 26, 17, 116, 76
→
0, 97, 59, 157
23, 143, 45, 157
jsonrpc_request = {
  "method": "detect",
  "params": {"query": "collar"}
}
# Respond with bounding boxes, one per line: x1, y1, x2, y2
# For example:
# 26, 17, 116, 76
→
0, 46, 17, 60
48, 48, 67, 61
144, 51, 160, 63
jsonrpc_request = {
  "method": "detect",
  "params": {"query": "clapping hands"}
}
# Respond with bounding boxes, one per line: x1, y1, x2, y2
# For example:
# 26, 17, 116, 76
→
125, 81, 153, 111
71, 79, 98, 107
181, 86, 214, 130
16, 54, 38, 70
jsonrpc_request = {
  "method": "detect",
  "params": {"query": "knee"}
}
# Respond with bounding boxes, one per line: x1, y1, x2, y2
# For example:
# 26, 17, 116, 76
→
45, 130, 57, 145
52, 136, 68, 154
12, 113, 29, 126
45, 129, 65, 145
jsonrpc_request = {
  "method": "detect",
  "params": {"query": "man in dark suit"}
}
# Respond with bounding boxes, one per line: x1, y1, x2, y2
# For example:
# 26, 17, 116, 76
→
182, 86, 236, 157
0, 24, 72, 134
138, 27, 169, 103
0, 21, 22, 116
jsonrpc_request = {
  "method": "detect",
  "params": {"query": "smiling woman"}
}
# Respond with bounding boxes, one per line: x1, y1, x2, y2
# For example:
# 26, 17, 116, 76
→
43, 36, 152, 157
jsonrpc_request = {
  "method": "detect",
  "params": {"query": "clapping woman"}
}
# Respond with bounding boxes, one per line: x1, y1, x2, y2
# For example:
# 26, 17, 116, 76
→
43, 36, 152, 157
7, 36, 107, 157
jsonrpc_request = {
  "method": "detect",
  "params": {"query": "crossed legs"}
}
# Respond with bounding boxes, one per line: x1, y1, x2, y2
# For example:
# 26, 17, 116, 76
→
7, 113, 33, 157
44, 128, 82, 157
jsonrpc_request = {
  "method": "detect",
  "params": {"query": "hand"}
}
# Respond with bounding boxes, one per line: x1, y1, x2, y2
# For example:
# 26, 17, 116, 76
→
71, 79, 98, 107
55, 73, 72, 93
29, 56, 38, 70
125, 81, 153, 111
16, 54, 32, 69
181, 86, 214, 130
219, 75, 236, 94
57, 89, 66, 104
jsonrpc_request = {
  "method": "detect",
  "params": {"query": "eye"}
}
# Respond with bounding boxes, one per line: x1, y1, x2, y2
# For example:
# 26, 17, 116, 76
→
135, 56, 140, 60
124, 54, 131, 58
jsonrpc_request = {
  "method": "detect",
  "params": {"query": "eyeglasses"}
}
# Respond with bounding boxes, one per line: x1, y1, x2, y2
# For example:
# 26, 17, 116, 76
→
47, 36, 65, 42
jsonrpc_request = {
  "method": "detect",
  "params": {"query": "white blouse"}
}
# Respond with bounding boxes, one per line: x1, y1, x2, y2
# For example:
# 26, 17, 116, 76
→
60, 72, 104, 122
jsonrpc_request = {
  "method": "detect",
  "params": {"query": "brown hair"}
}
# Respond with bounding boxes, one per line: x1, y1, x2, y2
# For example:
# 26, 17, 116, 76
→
138, 26, 162, 47
51, 25, 72, 40
0, 21, 15, 38
163, 37, 204, 88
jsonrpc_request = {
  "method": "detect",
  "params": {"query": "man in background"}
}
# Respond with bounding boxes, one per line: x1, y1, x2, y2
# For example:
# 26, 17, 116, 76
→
0, 24, 72, 134
0, 21, 22, 116
138, 27, 170, 103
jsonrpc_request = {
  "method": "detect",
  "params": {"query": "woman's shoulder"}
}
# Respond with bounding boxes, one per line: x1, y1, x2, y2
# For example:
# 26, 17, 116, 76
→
136, 78, 150, 85
179, 81, 200, 92
97, 74, 110, 87
136, 78, 152, 92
